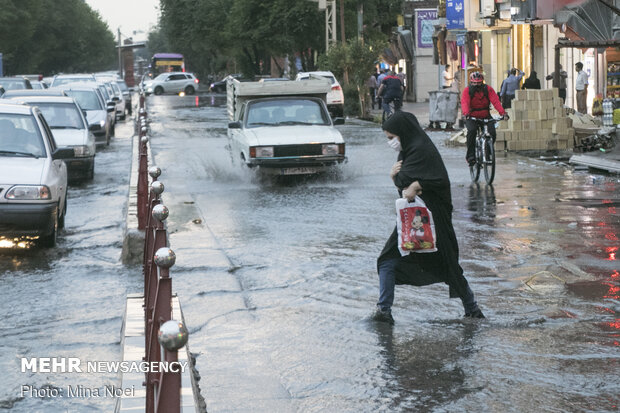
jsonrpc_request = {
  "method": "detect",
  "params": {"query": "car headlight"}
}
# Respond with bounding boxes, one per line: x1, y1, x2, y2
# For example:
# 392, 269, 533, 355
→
322, 144, 340, 155
250, 146, 274, 158
6, 185, 51, 200
99, 120, 106, 128
73, 145, 91, 157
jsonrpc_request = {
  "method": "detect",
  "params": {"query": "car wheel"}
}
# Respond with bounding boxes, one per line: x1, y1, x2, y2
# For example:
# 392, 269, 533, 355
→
184, 86, 195, 95
59, 197, 67, 229
40, 209, 58, 248
154, 86, 164, 95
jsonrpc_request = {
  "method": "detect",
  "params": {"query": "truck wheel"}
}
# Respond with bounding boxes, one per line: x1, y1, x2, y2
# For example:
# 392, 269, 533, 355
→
154, 86, 164, 95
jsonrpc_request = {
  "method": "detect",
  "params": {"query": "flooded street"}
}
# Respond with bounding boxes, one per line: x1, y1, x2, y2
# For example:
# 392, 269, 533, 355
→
0, 122, 141, 412
1, 93, 618, 412
147, 94, 619, 412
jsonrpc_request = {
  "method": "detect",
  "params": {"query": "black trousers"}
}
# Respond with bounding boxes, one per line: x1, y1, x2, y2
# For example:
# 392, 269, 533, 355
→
559, 88, 566, 103
465, 118, 496, 161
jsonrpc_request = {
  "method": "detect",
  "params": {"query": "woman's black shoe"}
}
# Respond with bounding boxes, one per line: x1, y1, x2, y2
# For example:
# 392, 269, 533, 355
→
464, 308, 485, 319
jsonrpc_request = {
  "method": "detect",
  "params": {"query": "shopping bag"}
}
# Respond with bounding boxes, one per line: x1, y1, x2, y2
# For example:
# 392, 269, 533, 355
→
395, 197, 437, 256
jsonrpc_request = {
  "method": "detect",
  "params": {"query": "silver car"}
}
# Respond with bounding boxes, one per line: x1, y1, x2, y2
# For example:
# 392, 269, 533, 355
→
142, 72, 199, 95
8, 96, 96, 180
0, 102, 73, 247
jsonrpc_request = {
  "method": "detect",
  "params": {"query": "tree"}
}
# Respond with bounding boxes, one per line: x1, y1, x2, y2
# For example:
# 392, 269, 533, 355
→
319, 39, 385, 117
0, 0, 115, 75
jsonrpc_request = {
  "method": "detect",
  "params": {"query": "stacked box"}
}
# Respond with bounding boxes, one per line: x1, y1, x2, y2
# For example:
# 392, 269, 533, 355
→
494, 88, 574, 151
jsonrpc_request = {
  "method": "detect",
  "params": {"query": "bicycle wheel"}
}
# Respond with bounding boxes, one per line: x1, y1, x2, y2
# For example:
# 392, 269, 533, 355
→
382, 102, 395, 123
469, 137, 482, 183
483, 137, 496, 184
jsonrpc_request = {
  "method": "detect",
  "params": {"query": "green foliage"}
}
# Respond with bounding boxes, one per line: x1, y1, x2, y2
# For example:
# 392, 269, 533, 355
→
343, 84, 360, 116
156, 0, 400, 80
0, 0, 116, 75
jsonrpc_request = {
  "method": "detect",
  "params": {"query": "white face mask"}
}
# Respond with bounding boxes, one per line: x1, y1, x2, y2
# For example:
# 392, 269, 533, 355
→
387, 137, 401, 152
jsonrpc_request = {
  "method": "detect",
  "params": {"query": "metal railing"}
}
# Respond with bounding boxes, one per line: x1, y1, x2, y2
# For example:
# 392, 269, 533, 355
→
137, 93, 188, 413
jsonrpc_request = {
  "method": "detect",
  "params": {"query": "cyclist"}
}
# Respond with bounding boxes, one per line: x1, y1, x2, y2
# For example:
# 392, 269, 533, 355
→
377, 70, 404, 118
461, 71, 507, 166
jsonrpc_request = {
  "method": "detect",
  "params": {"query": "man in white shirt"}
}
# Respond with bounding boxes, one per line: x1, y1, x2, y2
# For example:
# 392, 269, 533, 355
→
441, 65, 453, 89
575, 62, 589, 114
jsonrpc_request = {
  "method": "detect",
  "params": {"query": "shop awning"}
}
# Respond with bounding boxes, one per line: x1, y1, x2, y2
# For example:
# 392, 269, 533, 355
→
554, 0, 620, 41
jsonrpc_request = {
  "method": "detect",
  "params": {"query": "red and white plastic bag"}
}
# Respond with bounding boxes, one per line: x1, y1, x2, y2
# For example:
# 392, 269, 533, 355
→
395, 196, 437, 256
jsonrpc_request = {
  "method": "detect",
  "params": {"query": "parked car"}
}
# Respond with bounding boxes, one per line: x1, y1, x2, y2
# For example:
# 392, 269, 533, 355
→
30, 81, 48, 90
296, 71, 344, 118
115, 79, 133, 117
50, 74, 96, 88
1, 89, 68, 99
0, 102, 73, 247
8, 96, 96, 180
0, 77, 33, 95
142, 72, 199, 95
56, 84, 114, 146
209, 74, 248, 93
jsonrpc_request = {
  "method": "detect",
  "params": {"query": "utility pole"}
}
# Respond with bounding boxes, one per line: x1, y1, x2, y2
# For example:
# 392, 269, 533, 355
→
339, 0, 345, 44
118, 28, 123, 79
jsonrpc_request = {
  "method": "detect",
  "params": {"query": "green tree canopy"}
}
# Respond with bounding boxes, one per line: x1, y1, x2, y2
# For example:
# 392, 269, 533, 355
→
0, 0, 116, 75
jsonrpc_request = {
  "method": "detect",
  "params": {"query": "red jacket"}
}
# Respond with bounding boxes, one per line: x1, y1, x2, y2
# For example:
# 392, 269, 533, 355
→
461, 85, 505, 118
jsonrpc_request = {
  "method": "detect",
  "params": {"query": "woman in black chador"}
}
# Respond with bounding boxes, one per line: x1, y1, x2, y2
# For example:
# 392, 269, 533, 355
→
373, 111, 484, 324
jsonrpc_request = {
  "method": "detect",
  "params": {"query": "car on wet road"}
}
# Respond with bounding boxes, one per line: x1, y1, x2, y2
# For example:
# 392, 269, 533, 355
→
7, 96, 96, 180
0, 102, 72, 247
227, 78, 346, 176
142, 72, 199, 95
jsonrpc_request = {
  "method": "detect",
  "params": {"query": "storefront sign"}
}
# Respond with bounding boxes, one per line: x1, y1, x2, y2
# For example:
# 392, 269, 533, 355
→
416, 9, 437, 48
446, 1, 465, 29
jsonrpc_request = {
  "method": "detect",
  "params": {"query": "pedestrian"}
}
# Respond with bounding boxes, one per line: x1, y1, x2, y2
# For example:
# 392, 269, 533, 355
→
521, 71, 541, 90
372, 111, 485, 324
499, 68, 524, 109
367, 73, 378, 110
575, 62, 589, 114
377, 69, 388, 108
499, 70, 510, 108
545, 65, 568, 102
441, 64, 453, 89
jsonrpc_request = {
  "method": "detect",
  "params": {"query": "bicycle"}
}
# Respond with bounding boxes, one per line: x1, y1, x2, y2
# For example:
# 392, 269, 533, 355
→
468, 116, 503, 184
382, 97, 402, 123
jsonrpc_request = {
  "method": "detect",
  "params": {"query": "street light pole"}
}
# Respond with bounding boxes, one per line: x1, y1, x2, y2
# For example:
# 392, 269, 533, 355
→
118, 28, 123, 79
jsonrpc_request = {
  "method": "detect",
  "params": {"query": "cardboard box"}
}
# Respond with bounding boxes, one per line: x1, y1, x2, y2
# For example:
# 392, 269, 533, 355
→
553, 97, 563, 108
515, 90, 527, 100
526, 90, 540, 101
552, 88, 559, 99
540, 89, 553, 100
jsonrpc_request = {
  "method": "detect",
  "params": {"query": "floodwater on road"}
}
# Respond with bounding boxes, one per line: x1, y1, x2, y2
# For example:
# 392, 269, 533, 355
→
0, 122, 141, 412
0, 92, 617, 413
144, 94, 619, 413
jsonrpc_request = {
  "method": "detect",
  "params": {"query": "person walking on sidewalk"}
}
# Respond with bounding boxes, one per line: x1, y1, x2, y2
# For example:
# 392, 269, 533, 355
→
372, 111, 485, 325
367, 73, 378, 110
575, 62, 589, 114
522, 71, 541, 90
545, 65, 568, 102
461, 71, 507, 166
499, 68, 524, 109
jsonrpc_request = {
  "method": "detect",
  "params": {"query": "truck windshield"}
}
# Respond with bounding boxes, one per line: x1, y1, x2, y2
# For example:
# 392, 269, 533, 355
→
246, 99, 330, 127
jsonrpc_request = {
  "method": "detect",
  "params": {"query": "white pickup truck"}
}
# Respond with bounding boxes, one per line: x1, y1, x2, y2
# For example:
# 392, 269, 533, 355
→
226, 77, 346, 176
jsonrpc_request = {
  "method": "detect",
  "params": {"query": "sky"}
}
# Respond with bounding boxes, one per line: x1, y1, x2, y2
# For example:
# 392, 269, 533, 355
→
84, 0, 160, 42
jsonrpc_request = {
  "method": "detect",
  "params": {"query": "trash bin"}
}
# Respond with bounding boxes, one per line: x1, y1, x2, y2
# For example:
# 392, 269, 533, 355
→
428, 90, 459, 128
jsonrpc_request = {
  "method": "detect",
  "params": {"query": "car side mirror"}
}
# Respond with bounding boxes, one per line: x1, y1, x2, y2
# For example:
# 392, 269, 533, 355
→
112, 97, 120, 101
82, 110, 87, 119
332, 117, 345, 125
228, 121, 242, 129
52, 147, 75, 160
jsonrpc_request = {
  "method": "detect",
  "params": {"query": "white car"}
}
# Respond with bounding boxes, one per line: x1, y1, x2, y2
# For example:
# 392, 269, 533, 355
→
0, 102, 73, 247
296, 71, 344, 118
8, 96, 96, 180
228, 96, 346, 175
142, 72, 199, 95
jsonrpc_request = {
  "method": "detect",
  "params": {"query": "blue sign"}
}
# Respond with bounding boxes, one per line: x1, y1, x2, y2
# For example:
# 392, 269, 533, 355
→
446, 1, 465, 30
